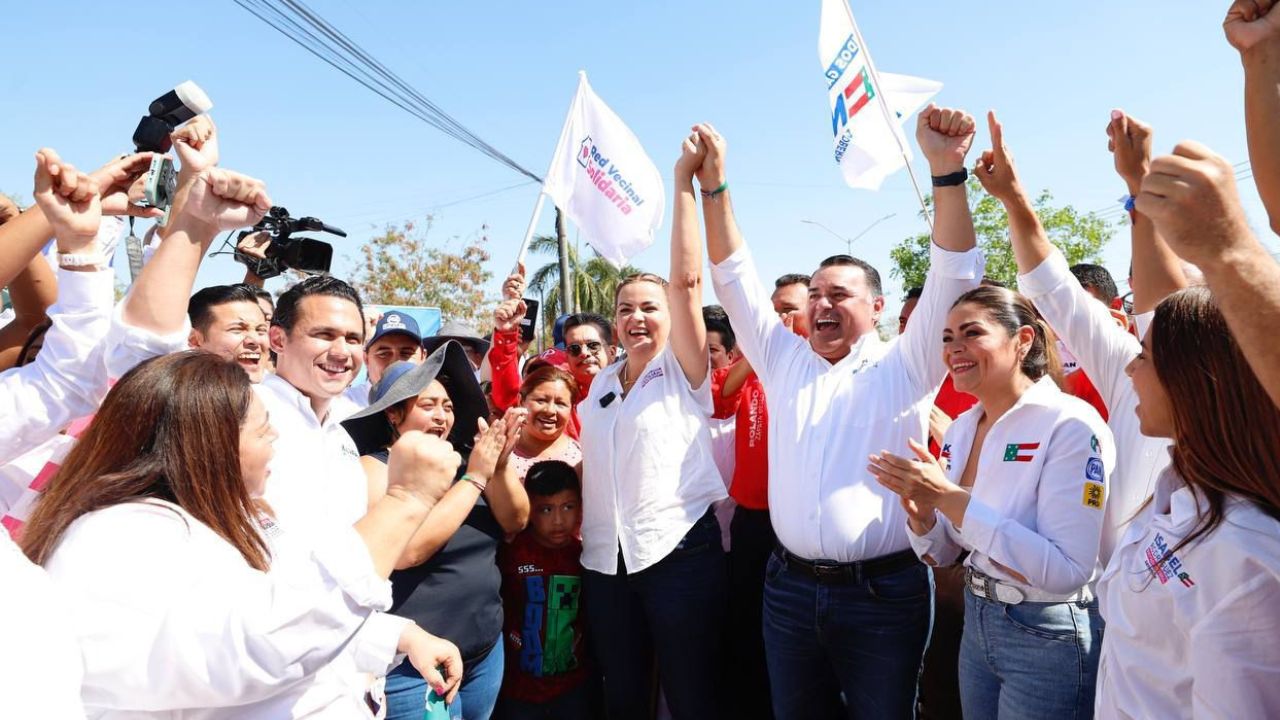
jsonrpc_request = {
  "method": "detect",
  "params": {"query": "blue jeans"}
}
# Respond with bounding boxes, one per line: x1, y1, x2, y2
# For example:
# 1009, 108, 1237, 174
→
762, 551, 933, 720
582, 511, 728, 720
385, 636, 505, 720
958, 591, 1101, 720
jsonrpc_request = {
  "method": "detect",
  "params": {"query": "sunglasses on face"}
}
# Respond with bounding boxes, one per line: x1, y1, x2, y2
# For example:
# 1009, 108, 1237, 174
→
567, 341, 604, 357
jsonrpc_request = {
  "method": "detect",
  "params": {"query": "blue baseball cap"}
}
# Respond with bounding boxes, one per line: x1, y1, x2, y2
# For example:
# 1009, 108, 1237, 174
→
367, 312, 422, 349
552, 314, 570, 350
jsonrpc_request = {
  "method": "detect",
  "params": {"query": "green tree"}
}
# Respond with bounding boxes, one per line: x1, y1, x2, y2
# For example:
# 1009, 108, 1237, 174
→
526, 234, 644, 333
889, 178, 1115, 290
349, 217, 493, 328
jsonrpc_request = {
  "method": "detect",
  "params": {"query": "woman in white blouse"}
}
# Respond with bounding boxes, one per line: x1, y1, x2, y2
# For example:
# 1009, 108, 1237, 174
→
1092, 286, 1280, 719
576, 132, 728, 719
870, 286, 1113, 719
20, 350, 463, 718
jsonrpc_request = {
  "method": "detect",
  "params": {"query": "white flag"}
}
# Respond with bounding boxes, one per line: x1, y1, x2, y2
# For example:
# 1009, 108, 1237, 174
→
819, 0, 942, 190
541, 72, 664, 267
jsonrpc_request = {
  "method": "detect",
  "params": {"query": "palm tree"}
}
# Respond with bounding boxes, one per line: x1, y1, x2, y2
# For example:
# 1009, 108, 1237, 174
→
526, 234, 644, 337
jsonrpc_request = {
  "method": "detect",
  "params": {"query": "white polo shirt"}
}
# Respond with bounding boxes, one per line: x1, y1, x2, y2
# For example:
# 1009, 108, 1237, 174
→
579, 345, 727, 574
1095, 465, 1280, 718
1019, 250, 1170, 564
255, 374, 367, 535
710, 242, 982, 562
908, 377, 1115, 600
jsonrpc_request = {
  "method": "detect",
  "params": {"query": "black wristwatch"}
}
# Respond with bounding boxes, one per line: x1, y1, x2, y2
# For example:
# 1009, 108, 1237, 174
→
931, 169, 968, 187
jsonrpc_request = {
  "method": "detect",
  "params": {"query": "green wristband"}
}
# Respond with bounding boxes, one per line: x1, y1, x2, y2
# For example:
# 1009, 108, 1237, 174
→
699, 181, 728, 198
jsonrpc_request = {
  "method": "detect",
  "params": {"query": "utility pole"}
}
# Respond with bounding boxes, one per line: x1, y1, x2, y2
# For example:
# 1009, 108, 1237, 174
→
555, 206, 574, 315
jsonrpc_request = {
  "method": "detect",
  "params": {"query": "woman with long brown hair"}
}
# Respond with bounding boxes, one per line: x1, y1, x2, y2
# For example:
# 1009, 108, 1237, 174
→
21, 350, 464, 718
870, 286, 1112, 719
1094, 287, 1280, 718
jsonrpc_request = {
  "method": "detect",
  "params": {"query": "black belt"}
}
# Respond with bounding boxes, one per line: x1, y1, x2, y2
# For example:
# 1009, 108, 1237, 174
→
776, 546, 920, 584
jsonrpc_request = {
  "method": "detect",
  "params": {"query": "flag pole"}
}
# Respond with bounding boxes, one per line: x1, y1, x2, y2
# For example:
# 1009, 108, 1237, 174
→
514, 71, 587, 273
514, 192, 547, 269
842, 0, 934, 233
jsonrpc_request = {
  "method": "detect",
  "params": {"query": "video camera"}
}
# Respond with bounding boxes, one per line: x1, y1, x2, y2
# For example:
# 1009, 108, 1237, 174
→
131, 81, 214, 224
234, 206, 347, 280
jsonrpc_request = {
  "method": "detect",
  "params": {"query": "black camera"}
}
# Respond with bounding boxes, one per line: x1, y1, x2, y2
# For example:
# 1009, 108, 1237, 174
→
234, 206, 347, 280
132, 81, 214, 154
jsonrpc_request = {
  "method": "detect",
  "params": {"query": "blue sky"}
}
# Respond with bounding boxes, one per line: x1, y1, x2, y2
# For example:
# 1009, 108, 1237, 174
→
1, 1, 1271, 322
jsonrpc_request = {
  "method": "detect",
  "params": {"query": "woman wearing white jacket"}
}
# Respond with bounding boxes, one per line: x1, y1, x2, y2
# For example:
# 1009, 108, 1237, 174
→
20, 351, 463, 718
871, 286, 1113, 719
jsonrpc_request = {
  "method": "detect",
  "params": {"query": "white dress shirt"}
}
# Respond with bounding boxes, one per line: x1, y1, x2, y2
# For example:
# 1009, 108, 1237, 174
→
1095, 464, 1280, 719
1018, 250, 1170, 564
710, 242, 982, 561
0, 266, 114, 467
579, 345, 727, 574
255, 374, 368, 535
44, 500, 396, 718
0, 532, 85, 719
908, 377, 1115, 600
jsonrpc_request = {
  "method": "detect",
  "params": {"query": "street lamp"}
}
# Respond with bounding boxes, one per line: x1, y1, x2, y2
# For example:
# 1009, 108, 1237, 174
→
802, 213, 897, 255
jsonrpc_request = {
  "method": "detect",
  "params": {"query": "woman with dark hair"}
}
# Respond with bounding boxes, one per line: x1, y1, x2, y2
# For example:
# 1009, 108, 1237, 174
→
870, 285, 1113, 719
1094, 287, 1280, 718
20, 350, 464, 717
507, 366, 581, 481
344, 341, 529, 720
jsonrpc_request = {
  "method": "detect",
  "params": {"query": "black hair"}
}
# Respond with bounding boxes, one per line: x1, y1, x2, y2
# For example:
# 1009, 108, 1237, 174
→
980, 276, 1008, 289
188, 284, 266, 333
1069, 263, 1118, 304
272, 275, 364, 337
904, 286, 924, 301
702, 305, 736, 353
524, 460, 580, 498
563, 312, 613, 345
16, 319, 52, 366
774, 273, 812, 289
236, 284, 274, 306
818, 255, 883, 297
951, 286, 1062, 384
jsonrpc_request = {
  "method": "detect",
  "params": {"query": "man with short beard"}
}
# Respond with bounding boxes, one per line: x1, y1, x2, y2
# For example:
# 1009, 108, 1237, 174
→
695, 106, 983, 719
187, 284, 269, 383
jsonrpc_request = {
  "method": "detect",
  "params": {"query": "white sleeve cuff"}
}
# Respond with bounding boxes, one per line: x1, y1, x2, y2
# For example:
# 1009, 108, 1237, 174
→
1017, 250, 1072, 299
103, 302, 191, 380
927, 242, 984, 280
958, 498, 1001, 555
310, 524, 394, 611
907, 512, 951, 564
51, 266, 115, 313
708, 246, 753, 285
348, 612, 413, 676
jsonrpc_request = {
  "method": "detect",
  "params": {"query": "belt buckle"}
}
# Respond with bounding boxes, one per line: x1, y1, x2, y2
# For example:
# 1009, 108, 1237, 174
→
811, 560, 843, 580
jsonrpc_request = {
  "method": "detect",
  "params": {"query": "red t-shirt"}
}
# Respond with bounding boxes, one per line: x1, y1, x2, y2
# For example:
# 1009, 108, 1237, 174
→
930, 376, 978, 457
729, 372, 770, 510
497, 532, 590, 703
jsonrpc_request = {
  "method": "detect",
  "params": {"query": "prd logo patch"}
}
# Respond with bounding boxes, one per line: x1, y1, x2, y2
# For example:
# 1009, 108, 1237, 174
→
1082, 482, 1104, 509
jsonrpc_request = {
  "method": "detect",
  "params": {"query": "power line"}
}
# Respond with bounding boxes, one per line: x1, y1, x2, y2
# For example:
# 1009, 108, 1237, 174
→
233, 0, 543, 183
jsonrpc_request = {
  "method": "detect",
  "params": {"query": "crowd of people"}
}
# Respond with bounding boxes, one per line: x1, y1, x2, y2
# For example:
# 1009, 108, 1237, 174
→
4, 2, 1280, 719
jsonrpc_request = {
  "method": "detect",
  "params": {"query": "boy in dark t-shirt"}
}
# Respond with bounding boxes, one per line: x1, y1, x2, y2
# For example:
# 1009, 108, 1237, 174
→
496, 461, 592, 720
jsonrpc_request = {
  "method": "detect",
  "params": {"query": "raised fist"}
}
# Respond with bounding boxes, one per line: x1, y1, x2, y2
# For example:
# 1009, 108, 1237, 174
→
1134, 140, 1252, 266
33, 148, 101, 244
674, 128, 707, 185
1106, 110, 1153, 195
387, 430, 463, 506
174, 168, 271, 232
972, 111, 1024, 202
1225, 0, 1280, 53
493, 297, 527, 334
172, 115, 219, 182
916, 104, 976, 174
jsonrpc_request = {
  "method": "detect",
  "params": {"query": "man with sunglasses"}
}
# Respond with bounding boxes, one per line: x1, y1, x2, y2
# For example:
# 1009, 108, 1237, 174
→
562, 313, 617, 394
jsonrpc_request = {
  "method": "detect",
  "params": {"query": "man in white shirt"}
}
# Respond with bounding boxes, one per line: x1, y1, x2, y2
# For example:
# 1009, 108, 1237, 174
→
695, 108, 983, 719
258, 274, 370, 531
187, 284, 270, 383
